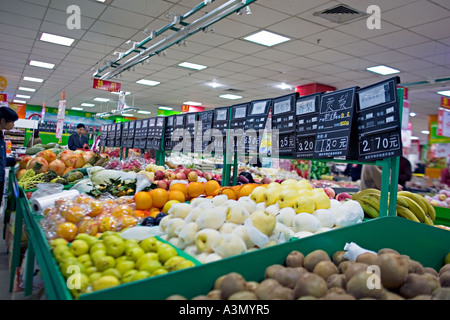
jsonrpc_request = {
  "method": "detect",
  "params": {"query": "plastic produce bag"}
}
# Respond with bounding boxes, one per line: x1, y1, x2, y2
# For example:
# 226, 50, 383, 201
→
135, 174, 151, 193
343, 242, 376, 261
29, 183, 64, 202
244, 217, 269, 248
334, 200, 364, 228
70, 178, 94, 194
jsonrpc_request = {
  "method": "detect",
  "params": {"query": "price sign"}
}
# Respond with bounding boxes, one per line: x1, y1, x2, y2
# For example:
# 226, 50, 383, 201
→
272, 93, 297, 157
314, 87, 358, 159
99, 124, 107, 147
212, 107, 230, 156
164, 115, 175, 151
126, 121, 135, 148
295, 93, 321, 159
121, 121, 129, 147
245, 99, 271, 154
296, 136, 316, 158
195, 110, 214, 153
230, 103, 249, 154
356, 77, 402, 161
93, 78, 121, 92
184, 113, 197, 153
114, 122, 122, 147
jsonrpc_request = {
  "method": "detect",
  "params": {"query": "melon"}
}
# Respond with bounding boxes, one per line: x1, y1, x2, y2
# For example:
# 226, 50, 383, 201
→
26, 157, 49, 173
48, 159, 66, 176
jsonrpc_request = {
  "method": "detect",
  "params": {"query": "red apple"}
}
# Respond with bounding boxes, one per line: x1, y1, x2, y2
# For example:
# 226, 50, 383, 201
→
183, 168, 193, 176
323, 187, 336, 199
187, 171, 198, 182
157, 179, 169, 190
194, 170, 203, 177
154, 170, 165, 180
203, 172, 212, 181
176, 172, 186, 180
261, 177, 272, 184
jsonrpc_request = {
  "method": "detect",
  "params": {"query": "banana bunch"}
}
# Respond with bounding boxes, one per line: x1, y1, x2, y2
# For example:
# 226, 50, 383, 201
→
352, 189, 436, 225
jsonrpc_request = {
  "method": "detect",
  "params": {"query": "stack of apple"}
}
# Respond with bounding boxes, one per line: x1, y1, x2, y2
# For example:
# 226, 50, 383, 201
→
50, 232, 196, 298
424, 189, 450, 208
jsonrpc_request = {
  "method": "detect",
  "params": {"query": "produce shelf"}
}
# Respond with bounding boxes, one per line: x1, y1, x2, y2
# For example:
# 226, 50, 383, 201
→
434, 206, 450, 227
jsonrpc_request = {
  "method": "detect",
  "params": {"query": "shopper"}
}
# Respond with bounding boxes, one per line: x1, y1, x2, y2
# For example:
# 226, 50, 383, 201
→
68, 123, 89, 151
0, 107, 19, 206
344, 163, 362, 181
360, 164, 382, 190
398, 156, 412, 188
27, 129, 42, 147
440, 160, 450, 187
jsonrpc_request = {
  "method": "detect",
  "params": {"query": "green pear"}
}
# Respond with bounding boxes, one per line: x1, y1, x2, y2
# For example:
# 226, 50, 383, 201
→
250, 210, 276, 236
277, 189, 299, 209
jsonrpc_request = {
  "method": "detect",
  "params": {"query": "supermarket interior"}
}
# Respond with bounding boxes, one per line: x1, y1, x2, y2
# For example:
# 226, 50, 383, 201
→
0, 0, 450, 302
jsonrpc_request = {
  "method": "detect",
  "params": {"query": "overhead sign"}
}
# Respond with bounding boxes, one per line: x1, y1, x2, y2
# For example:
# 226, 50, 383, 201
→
442, 97, 450, 110
0, 75, 7, 91
55, 97, 66, 140
438, 107, 450, 138
271, 92, 297, 157
93, 78, 121, 92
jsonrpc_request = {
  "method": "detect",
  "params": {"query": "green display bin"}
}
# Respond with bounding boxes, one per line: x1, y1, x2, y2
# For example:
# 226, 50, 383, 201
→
76, 216, 449, 300
434, 206, 450, 227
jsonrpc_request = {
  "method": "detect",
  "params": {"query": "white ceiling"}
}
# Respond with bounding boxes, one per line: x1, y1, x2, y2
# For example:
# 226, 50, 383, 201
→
0, 0, 449, 144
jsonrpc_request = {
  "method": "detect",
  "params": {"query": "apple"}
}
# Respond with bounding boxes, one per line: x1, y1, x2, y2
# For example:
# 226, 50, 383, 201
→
195, 229, 220, 253
103, 235, 125, 258
250, 210, 277, 236
439, 193, 447, 201
130, 270, 151, 282
115, 260, 135, 276
92, 275, 120, 291
157, 243, 178, 264
139, 259, 163, 274
278, 189, 299, 209
294, 197, 316, 214
175, 172, 187, 180
69, 239, 90, 256
336, 192, 351, 202
89, 272, 103, 283
154, 170, 165, 180
94, 255, 115, 272
250, 186, 267, 203
323, 187, 336, 199
53, 248, 74, 264
296, 179, 313, 190
140, 237, 159, 252
203, 172, 212, 181
156, 179, 169, 190
187, 171, 198, 182
164, 170, 176, 180
136, 252, 159, 269
100, 231, 120, 239
183, 168, 193, 177
126, 246, 145, 261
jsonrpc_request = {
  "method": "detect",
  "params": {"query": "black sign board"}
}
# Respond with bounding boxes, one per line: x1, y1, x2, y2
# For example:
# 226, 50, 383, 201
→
244, 98, 271, 154
183, 113, 197, 153
212, 107, 230, 156
195, 110, 214, 153
356, 77, 402, 161
229, 103, 249, 154
133, 119, 147, 149
145, 117, 156, 149
99, 124, 107, 147
314, 87, 358, 159
163, 115, 175, 151
151, 116, 165, 151
121, 121, 129, 147
114, 122, 122, 147
295, 92, 321, 159
272, 92, 298, 157
126, 120, 136, 148
106, 123, 115, 147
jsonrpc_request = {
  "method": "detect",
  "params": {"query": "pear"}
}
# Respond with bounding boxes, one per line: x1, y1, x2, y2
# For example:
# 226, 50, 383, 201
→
278, 189, 299, 209
263, 186, 283, 206
219, 222, 239, 234
177, 222, 199, 249
293, 212, 321, 233
265, 203, 280, 216
312, 190, 331, 210
237, 197, 257, 213
211, 194, 228, 206
196, 207, 226, 229
276, 207, 296, 227
250, 210, 276, 236
223, 204, 250, 224
212, 234, 246, 258
232, 225, 255, 249
294, 196, 315, 214
168, 203, 192, 219
195, 229, 220, 253
296, 179, 313, 190
250, 186, 267, 203
165, 218, 186, 238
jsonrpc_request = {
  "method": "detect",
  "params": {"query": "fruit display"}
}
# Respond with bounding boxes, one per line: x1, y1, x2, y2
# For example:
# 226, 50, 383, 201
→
50, 233, 196, 299
352, 189, 436, 226
166, 248, 450, 300
424, 189, 450, 208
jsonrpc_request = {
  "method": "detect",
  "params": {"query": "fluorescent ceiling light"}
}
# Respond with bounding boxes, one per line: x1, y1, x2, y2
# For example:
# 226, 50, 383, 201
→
16, 94, 30, 99
96, 0, 106, 2
136, 79, 160, 86
81, 103, 95, 107
437, 90, 450, 97
40, 32, 75, 46
410, 112, 417, 117
244, 30, 290, 47
18, 87, 36, 92
207, 81, 223, 88
111, 91, 131, 95
421, 130, 430, 134
137, 110, 151, 114
71, 107, 83, 111
29, 60, 55, 69
183, 101, 202, 106
94, 97, 110, 102
178, 62, 207, 70
276, 82, 292, 90
122, 113, 133, 117
410, 136, 419, 140
158, 106, 173, 110
366, 65, 400, 75
219, 94, 242, 100
23, 76, 43, 83
13, 100, 26, 104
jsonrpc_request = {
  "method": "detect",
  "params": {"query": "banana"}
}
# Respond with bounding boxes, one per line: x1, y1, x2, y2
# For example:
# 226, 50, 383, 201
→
397, 196, 426, 223
422, 197, 436, 221
359, 195, 381, 212
356, 199, 379, 219
396, 205, 420, 222
397, 191, 428, 214
396, 195, 409, 208
353, 188, 381, 201
423, 214, 434, 226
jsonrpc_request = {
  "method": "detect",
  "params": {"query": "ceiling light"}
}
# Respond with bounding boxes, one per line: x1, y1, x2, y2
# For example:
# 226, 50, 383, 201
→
18, 87, 36, 92
183, 101, 202, 106
23, 76, 43, 83
421, 130, 430, 135
159, 106, 173, 110
410, 112, 416, 117
437, 90, 450, 97
29, 60, 55, 69
219, 94, 242, 100
71, 107, 83, 111
276, 83, 292, 90
94, 97, 110, 102
16, 94, 30, 99
122, 113, 134, 117
40, 32, 75, 47
410, 136, 419, 140
244, 30, 290, 47
96, 0, 106, 2
81, 103, 95, 107
207, 81, 223, 88
178, 62, 207, 70
137, 110, 151, 114
13, 99, 26, 104
366, 65, 400, 75
136, 79, 160, 86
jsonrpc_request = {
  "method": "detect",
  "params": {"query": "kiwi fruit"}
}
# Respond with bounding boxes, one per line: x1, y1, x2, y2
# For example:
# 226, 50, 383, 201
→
431, 287, 450, 300
321, 293, 356, 300
424, 267, 439, 277
410, 295, 432, 300
254, 279, 281, 300
440, 271, 450, 287
378, 248, 400, 256
166, 294, 187, 300
356, 252, 378, 266
399, 273, 432, 299
297, 295, 318, 300
219, 272, 247, 300
214, 275, 226, 290
376, 252, 409, 289
327, 287, 347, 295
422, 273, 441, 292
273, 267, 306, 288
228, 291, 258, 300
406, 259, 424, 274
338, 260, 354, 274
267, 286, 294, 300
293, 273, 328, 299
265, 264, 284, 279
439, 264, 450, 276
379, 290, 405, 300
207, 289, 222, 300
285, 250, 304, 268
344, 262, 369, 283
326, 273, 346, 289
346, 271, 383, 299
246, 281, 259, 292
303, 250, 331, 272
192, 295, 212, 300
332, 250, 347, 266
313, 260, 339, 281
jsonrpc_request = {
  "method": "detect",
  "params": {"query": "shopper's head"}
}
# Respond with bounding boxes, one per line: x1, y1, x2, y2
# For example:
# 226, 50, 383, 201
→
0, 107, 18, 131
33, 129, 40, 138
76, 123, 85, 136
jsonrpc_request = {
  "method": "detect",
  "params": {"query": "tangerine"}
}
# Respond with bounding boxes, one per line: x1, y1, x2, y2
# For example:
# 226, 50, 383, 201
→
64, 206, 85, 223
150, 188, 169, 209
187, 182, 205, 199
204, 180, 221, 197
219, 187, 237, 200
237, 183, 258, 199
56, 222, 78, 242
170, 183, 188, 197
77, 217, 99, 236
88, 200, 103, 217
117, 215, 138, 228
133, 209, 150, 219
168, 190, 186, 203
110, 204, 134, 217
134, 191, 153, 210
98, 215, 118, 233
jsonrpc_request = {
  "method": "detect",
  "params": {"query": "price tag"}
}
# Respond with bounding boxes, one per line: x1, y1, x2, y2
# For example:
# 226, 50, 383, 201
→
296, 136, 316, 159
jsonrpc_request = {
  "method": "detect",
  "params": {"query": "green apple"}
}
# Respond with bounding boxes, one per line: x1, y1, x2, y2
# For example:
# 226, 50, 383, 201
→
136, 252, 159, 269
77, 254, 93, 268
157, 244, 178, 264
250, 186, 267, 203
85, 266, 98, 275
115, 260, 135, 276
50, 238, 69, 248
124, 239, 140, 252
53, 247, 74, 263
89, 241, 106, 255
90, 250, 106, 264
89, 272, 103, 283
277, 189, 299, 209
100, 231, 120, 239
75, 234, 98, 248
139, 259, 162, 274
250, 210, 276, 236
151, 268, 168, 277
126, 246, 145, 262
103, 235, 125, 258
92, 275, 120, 291
102, 268, 122, 279
139, 237, 158, 252
121, 270, 138, 284
263, 186, 283, 206
173, 260, 195, 271
163, 256, 185, 271
130, 270, 151, 282
294, 197, 315, 214
115, 256, 129, 264
70, 239, 90, 257
95, 255, 116, 272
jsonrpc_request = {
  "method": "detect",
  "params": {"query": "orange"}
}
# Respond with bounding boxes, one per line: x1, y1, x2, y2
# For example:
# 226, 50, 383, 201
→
64, 206, 85, 223
133, 209, 150, 219
98, 215, 118, 233
170, 183, 188, 197
56, 222, 78, 242
134, 191, 153, 210
187, 182, 205, 199
219, 187, 237, 200
150, 188, 169, 209
117, 215, 138, 229
237, 183, 258, 199
110, 204, 134, 218
77, 217, 99, 236
204, 180, 221, 197
168, 190, 186, 203
149, 207, 160, 218
88, 200, 103, 217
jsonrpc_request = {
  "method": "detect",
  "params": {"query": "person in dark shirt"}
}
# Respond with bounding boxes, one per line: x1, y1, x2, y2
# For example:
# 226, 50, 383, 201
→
68, 123, 89, 151
344, 163, 362, 181
399, 156, 412, 188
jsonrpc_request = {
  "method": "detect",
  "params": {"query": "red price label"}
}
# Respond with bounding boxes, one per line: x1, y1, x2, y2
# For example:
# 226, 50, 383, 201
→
93, 78, 121, 92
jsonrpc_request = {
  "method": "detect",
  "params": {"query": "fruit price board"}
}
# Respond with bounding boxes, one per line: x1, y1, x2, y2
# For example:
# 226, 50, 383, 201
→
184, 112, 197, 153
295, 92, 321, 159
151, 116, 165, 151
271, 92, 298, 157
211, 107, 230, 156
230, 103, 249, 154
356, 77, 402, 161
163, 115, 175, 151
194, 110, 214, 153
113, 122, 122, 148
244, 98, 272, 154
